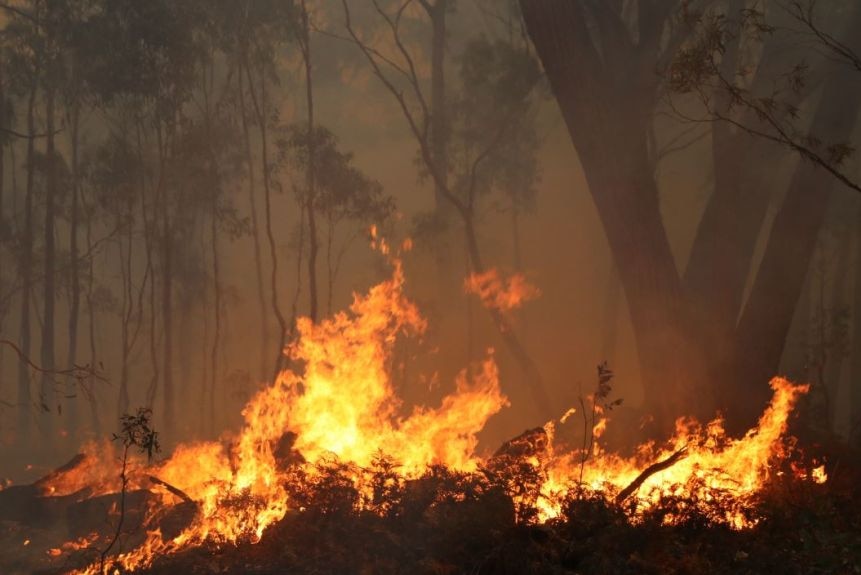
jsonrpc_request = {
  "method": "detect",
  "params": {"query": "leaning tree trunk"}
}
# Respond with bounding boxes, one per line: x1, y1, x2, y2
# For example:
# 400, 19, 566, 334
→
519, 0, 710, 428
682, 19, 799, 383
730, 21, 861, 430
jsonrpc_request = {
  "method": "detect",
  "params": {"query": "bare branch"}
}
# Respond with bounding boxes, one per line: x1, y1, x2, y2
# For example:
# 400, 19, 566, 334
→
783, 0, 861, 72
0, 339, 107, 383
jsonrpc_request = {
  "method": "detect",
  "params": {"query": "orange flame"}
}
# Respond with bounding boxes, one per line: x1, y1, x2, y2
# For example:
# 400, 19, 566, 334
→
464, 269, 541, 311
47, 251, 822, 574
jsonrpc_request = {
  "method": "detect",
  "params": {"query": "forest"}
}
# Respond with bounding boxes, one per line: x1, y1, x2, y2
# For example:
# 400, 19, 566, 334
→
0, 0, 859, 573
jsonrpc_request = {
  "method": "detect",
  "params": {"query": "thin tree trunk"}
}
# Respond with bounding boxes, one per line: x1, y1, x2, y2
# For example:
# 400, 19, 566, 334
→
237, 63, 269, 382
210, 213, 220, 433
17, 78, 37, 443
40, 83, 57, 441
850, 206, 861, 443
117, 219, 132, 420
462, 216, 553, 418
138, 122, 159, 412
325, 212, 335, 315
300, 0, 319, 323
66, 102, 81, 441
429, 0, 448, 216
244, 59, 288, 378
0, 55, 5, 397
161, 196, 174, 437
84, 192, 101, 436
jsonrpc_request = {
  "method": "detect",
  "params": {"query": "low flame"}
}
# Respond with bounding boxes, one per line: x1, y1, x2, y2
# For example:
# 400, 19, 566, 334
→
464, 269, 541, 311
38, 249, 823, 574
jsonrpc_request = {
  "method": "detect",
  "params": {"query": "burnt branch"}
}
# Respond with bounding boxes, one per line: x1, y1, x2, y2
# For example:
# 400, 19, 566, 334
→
148, 475, 195, 505
615, 446, 689, 505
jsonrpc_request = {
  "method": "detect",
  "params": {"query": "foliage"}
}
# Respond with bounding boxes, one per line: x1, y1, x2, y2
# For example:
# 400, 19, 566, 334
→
114, 407, 160, 461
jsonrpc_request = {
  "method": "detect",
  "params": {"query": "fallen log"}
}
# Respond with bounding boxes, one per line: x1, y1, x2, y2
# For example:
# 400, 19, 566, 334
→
615, 446, 688, 505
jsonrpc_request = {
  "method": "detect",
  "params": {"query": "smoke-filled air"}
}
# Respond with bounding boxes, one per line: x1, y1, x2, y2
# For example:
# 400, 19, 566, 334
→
0, 1, 858, 574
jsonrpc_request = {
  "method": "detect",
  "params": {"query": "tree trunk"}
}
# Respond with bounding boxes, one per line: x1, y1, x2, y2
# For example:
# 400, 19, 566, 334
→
463, 216, 553, 419
824, 221, 853, 428
210, 212, 220, 433
236, 63, 269, 382
0, 56, 5, 399
138, 120, 159, 412
40, 83, 57, 441
851, 207, 861, 443
244, 58, 288, 378
162, 200, 174, 437
300, 0, 319, 323
16, 78, 37, 444
66, 102, 81, 441
117, 218, 132, 420
430, 0, 448, 216
683, 135, 780, 377
82, 184, 101, 436
519, 0, 710, 428
730, 36, 861, 430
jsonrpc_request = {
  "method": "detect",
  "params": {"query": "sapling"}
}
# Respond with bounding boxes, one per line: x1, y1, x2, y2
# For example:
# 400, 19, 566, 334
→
99, 407, 160, 573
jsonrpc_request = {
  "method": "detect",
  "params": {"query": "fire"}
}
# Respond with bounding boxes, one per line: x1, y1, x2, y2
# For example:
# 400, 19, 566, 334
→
39, 246, 823, 574
464, 269, 541, 311
535, 377, 813, 527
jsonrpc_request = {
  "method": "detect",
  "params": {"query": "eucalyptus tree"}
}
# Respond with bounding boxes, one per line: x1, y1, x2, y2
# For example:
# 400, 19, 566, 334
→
3, 0, 44, 443
518, 0, 861, 430
279, 125, 394, 314
77, 0, 202, 435
340, 0, 551, 418
228, 0, 296, 378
